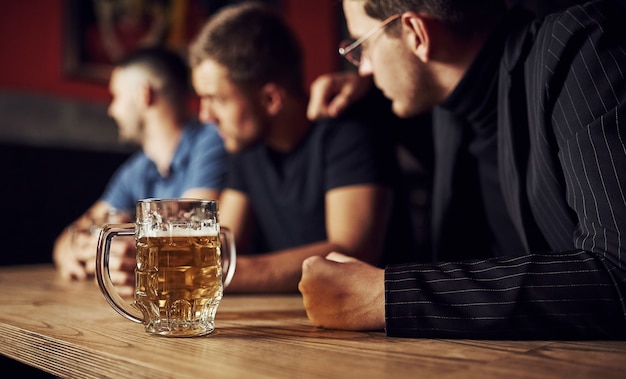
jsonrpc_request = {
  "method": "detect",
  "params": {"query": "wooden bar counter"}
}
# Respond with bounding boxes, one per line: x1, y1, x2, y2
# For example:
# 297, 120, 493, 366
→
1, 264, 625, 379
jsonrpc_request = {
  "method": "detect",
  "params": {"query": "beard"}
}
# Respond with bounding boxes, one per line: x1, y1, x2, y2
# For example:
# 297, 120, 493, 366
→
117, 119, 145, 146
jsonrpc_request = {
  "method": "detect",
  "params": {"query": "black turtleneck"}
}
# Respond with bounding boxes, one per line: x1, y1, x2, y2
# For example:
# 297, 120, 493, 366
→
434, 11, 526, 259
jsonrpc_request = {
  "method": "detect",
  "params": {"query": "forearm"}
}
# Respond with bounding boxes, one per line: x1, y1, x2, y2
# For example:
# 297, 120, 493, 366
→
384, 250, 626, 339
226, 241, 342, 293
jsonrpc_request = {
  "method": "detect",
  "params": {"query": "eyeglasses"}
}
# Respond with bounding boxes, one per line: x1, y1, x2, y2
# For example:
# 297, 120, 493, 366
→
339, 14, 401, 67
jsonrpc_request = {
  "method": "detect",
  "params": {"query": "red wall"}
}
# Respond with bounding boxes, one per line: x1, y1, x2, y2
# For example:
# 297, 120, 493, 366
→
282, 0, 342, 90
0, 0, 341, 104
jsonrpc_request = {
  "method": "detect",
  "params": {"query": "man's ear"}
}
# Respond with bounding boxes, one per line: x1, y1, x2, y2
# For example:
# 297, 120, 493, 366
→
260, 83, 284, 116
147, 85, 160, 107
401, 12, 431, 62
137, 82, 155, 109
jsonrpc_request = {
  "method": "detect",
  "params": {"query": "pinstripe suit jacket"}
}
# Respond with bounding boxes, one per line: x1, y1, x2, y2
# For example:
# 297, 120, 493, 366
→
385, 0, 626, 339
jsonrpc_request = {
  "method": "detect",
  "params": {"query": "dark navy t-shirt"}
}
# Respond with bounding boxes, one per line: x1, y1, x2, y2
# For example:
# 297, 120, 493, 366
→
227, 116, 417, 266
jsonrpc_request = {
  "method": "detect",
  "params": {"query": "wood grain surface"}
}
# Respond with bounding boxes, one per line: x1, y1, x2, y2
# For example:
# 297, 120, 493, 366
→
1, 265, 625, 379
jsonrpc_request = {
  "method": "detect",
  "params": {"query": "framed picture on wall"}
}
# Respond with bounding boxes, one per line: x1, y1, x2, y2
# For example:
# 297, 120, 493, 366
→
63, 0, 280, 83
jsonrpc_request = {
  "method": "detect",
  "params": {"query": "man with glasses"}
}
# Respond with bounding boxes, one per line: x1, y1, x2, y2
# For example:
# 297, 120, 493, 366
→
188, 2, 418, 293
299, 0, 626, 339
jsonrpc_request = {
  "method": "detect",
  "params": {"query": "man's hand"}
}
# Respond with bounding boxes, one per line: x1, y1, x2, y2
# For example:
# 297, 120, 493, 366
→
307, 72, 372, 120
53, 204, 133, 282
53, 225, 136, 297
298, 252, 385, 331
53, 224, 104, 281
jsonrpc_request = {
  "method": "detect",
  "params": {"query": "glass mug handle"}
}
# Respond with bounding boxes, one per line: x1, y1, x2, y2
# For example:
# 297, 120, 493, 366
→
95, 223, 237, 324
220, 226, 237, 288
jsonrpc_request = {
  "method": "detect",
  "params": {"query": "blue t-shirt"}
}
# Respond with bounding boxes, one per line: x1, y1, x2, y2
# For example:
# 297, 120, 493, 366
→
101, 121, 227, 213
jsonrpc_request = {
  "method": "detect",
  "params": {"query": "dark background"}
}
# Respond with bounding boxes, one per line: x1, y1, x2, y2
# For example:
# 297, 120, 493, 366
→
0, 143, 130, 265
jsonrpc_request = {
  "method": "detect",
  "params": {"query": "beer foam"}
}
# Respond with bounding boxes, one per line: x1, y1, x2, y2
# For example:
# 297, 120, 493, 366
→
143, 227, 219, 238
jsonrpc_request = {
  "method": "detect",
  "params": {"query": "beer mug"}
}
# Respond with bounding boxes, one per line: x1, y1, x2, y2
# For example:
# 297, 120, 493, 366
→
95, 198, 236, 337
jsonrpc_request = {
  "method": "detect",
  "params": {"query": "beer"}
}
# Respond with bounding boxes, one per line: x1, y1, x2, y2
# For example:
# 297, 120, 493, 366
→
96, 198, 235, 337
134, 233, 223, 336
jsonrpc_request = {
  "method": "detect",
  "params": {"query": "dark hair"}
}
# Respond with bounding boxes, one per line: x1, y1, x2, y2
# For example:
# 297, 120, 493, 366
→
116, 47, 190, 111
359, 0, 507, 37
188, 2, 305, 96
